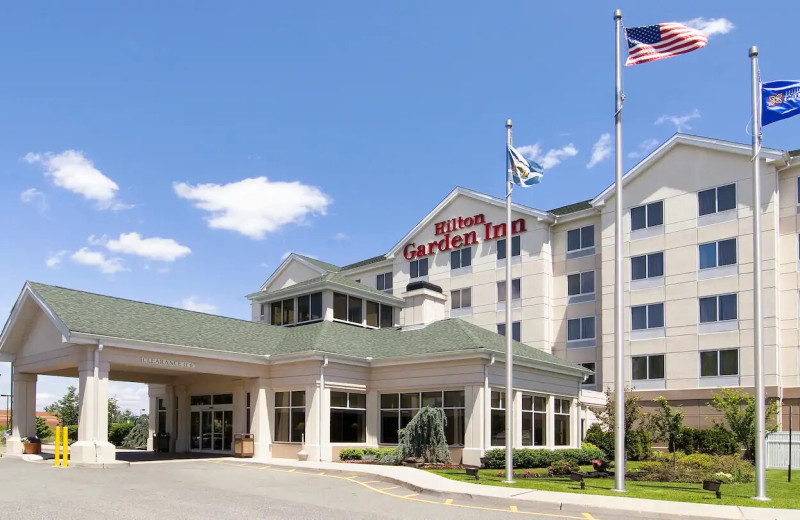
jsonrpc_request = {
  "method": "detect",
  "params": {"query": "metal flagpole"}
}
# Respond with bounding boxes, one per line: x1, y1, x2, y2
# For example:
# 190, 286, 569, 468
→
612, 8, 626, 494
749, 45, 769, 501
504, 118, 515, 483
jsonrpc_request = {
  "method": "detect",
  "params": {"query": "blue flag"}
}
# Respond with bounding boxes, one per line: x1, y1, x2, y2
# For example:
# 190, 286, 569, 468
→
507, 145, 543, 187
762, 80, 800, 126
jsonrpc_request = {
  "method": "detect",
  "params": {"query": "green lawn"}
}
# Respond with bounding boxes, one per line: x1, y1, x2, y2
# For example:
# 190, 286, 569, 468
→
426, 466, 800, 509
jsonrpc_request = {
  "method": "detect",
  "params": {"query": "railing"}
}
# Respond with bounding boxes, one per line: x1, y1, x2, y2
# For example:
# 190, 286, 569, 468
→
765, 432, 800, 469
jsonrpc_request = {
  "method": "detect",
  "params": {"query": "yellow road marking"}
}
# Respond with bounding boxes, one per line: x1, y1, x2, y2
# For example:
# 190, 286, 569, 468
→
205, 460, 594, 519
317, 472, 326, 475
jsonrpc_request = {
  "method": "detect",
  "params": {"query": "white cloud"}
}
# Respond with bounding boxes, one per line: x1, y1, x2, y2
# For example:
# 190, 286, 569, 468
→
680, 17, 735, 37
71, 248, 127, 274
23, 150, 130, 210
516, 143, 578, 169
655, 108, 700, 132
174, 177, 331, 240
105, 232, 191, 262
108, 382, 149, 414
586, 133, 612, 169
179, 296, 218, 314
333, 232, 349, 240
36, 392, 59, 410
20, 188, 47, 213
45, 250, 69, 269
628, 138, 660, 159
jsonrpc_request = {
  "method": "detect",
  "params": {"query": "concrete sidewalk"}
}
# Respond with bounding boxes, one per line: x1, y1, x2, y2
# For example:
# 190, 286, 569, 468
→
230, 457, 796, 520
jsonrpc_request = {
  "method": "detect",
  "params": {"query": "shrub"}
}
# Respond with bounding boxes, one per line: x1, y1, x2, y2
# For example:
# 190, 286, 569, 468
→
375, 447, 402, 465
66, 425, 78, 442
339, 448, 364, 461
482, 447, 607, 469
109, 422, 135, 446
121, 415, 148, 449
676, 426, 738, 456
397, 407, 450, 463
584, 424, 613, 456
548, 460, 576, 476
633, 454, 754, 483
35, 417, 52, 440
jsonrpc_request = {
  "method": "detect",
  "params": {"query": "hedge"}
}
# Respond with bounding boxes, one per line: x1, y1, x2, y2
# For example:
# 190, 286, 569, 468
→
338, 447, 400, 463
675, 426, 738, 456
482, 447, 605, 469
109, 422, 136, 446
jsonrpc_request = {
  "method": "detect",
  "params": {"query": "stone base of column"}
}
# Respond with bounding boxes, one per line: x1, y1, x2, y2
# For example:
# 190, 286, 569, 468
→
70, 441, 117, 464
461, 447, 484, 467
4, 437, 24, 455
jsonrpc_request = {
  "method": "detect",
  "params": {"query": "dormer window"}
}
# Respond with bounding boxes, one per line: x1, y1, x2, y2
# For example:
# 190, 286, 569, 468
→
270, 293, 323, 326
377, 272, 393, 294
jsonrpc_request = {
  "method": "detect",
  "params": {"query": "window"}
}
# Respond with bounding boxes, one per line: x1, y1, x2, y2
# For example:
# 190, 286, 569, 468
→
366, 302, 394, 328
631, 252, 664, 280
567, 225, 595, 252
700, 349, 739, 377
567, 316, 595, 341
274, 391, 305, 443
580, 362, 596, 386
497, 278, 521, 301
451, 288, 472, 310
410, 258, 429, 279
490, 391, 506, 446
296, 293, 323, 323
630, 201, 663, 231
380, 304, 393, 328
271, 301, 282, 325
567, 271, 595, 296
330, 392, 366, 443
631, 303, 664, 330
245, 392, 251, 433
698, 183, 736, 216
554, 399, 570, 446
699, 239, 737, 269
522, 395, 547, 446
379, 391, 465, 445
632, 354, 665, 380
497, 235, 521, 260
497, 321, 521, 342
450, 247, 472, 270
348, 296, 362, 323
334, 292, 364, 325
699, 294, 737, 323
282, 298, 294, 325
157, 398, 167, 435
376, 272, 393, 293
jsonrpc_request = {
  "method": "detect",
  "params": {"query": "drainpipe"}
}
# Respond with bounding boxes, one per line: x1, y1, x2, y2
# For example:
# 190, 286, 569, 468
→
319, 356, 328, 461
483, 355, 495, 452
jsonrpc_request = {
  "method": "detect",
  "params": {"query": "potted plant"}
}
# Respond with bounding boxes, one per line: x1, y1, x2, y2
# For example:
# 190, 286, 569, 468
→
21, 435, 42, 454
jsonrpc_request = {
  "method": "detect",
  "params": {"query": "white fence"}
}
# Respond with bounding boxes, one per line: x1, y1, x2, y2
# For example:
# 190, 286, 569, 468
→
765, 432, 800, 469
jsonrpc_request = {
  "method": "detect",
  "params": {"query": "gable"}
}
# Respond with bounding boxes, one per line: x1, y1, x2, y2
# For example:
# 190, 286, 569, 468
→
264, 260, 327, 292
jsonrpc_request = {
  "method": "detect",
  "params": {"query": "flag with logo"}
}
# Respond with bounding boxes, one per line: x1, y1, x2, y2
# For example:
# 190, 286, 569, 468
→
507, 145, 543, 187
762, 80, 800, 126
625, 23, 708, 66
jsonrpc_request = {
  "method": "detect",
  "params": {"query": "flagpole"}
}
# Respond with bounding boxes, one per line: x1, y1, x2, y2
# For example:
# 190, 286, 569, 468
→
612, 8, 627, 494
749, 45, 769, 501
504, 118, 515, 484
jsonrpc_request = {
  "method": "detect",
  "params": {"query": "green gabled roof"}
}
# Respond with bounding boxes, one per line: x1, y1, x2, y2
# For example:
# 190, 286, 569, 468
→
548, 199, 593, 216
23, 282, 587, 374
253, 272, 403, 303
295, 254, 342, 273
341, 255, 388, 271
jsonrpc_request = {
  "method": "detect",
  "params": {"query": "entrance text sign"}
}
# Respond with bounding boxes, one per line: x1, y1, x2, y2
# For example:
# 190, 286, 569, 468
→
141, 357, 196, 369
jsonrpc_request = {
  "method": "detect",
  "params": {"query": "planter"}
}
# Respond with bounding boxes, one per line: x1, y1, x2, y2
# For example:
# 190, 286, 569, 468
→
23, 441, 42, 455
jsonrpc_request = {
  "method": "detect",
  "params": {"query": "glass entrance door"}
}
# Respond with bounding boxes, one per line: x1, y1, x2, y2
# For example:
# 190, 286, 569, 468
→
190, 394, 234, 453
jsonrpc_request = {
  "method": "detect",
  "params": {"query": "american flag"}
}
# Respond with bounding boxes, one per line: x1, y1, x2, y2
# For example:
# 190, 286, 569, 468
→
625, 23, 708, 66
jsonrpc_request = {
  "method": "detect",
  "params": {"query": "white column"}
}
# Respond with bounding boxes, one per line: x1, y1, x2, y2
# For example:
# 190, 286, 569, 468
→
572, 398, 580, 448
71, 356, 116, 464
513, 390, 523, 449
233, 381, 245, 450
462, 385, 484, 466
6, 372, 37, 455
147, 389, 158, 451
546, 395, 555, 448
164, 385, 176, 452
303, 383, 321, 461
365, 389, 379, 446
175, 385, 190, 452
250, 378, 271, 460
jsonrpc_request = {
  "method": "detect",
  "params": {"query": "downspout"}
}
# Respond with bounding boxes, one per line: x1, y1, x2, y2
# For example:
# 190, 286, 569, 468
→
319, 356, 328, 461
483, 355, 495, 452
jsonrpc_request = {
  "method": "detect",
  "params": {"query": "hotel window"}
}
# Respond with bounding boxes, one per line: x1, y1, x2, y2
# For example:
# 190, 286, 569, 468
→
366, 301, 394, 328
630, 201, 663, 231
580, 362, 596, 386
296, 293, 323, 323
522, 395, 547, 447
379, 391, 465, 445
699, 294, 737, 323
631, 303, 664, 330
698, 183, 736, 216
700, 349, 739, 377
282, 298, 294, 325
490, 391, 506, 446
554, 398, 570, 446
333, 292, 364, 324
497, 278, 521, 301
271, 301, 282, 325
567, 225, 594, 252
410, 258, 428, 279
632, 354, 665, 380
450, 247, 472, 270
631, 252, 663, 280
567, 271, 595, 297
451, 288, 472, 310
330, 392, 366, 443
567, 316, 595, 341
274, 391, 305, 443
699, 239, 737, 269
376, 272, 393, 294
497, 321, 521, 342
497, 235, 521, 260
271, 297, 309, 326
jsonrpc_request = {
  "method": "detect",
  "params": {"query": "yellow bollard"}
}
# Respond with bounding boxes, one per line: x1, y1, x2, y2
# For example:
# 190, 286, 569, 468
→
62, 427, 68, 467
54, 427, 61, 467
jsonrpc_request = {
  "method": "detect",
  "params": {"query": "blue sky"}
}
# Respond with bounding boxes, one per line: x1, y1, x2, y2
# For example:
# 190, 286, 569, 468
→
1, 1, 798, 414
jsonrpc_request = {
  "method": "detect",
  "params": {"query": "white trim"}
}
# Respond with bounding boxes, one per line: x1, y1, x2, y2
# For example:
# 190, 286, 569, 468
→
259, 254, 329, 292
0, 284, 71, 352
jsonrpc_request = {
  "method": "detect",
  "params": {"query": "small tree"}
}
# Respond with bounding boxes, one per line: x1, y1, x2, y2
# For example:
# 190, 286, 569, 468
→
708, 388, 778, 460
35, 416, 51, 439
648, 396, 684, 455
122, 414, 150, 449
590, 388, 652, 460
45, 386, 79, 427
397, 406, 450, 463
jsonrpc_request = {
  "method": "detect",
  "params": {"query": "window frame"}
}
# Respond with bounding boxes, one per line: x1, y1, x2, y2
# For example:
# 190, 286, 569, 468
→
580, 362, 596, 386
630, 201, 664, 231
566, 225, 595, 252
631, 303, 665, 330
699, 293, 738, 323
699, 238, 737, 270
376, 272, 393, 293
330, 391, 367, 444
698, 183, 736, 217
632, 354, 665, 381
496, 321, 521, 342
274, 390, 306, 443
497, 235, 521, 260
521, 393, 548, 447
270, 293, 323, 326
567, 316, 596, 341
379, 390, 465, 446
567, 270, 595, 297
631, 251, 664, 280
497, 278, 522, 302
700, 348, 739, 378
410, 258, 429, 279
450, 247, 472, 270
450, 287, 472, 310
553, 398, 571, 447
